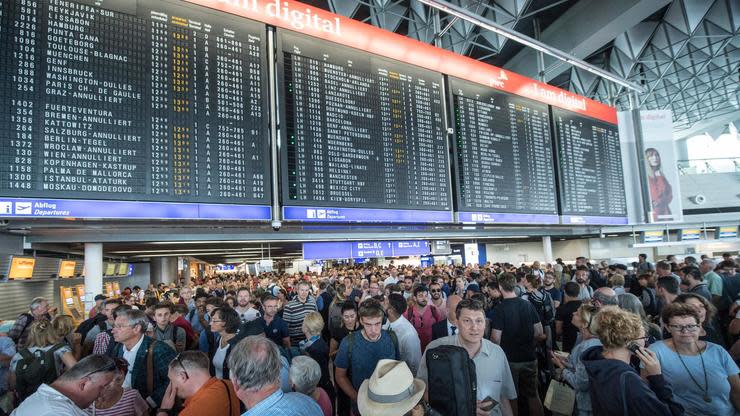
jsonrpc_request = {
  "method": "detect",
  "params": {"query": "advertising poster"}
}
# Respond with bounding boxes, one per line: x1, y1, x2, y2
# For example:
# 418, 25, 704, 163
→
639, 111, 683, 223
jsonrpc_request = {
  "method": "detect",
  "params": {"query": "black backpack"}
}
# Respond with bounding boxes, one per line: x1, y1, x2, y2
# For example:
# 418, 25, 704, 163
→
426, 345, 477, 416
15, 344, 65, 401
528, 289, 555, 325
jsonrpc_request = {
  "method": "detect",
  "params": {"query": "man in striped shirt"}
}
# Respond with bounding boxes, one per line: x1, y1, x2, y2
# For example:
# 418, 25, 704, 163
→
282, 281, 317, 346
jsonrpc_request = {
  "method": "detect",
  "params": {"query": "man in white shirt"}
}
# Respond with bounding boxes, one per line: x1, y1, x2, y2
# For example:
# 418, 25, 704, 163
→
382, 294, 422, 375
418, 298, 516, 416
11, 355, 117, 416
235, 287, 261, 323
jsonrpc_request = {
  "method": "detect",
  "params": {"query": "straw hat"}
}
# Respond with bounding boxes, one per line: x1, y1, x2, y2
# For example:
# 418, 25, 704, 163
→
357, 359, 426, 416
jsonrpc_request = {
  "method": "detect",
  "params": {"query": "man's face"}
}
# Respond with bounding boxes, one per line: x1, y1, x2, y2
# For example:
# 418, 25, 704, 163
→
368, 283, 380, 296
112, 316, 136, 343
80, 372, 116, 408
575, 270, 588, 284
404, 278, 413, 291
414, 291, 429, 307
263, 299, 278, 318
237, 290, 250, 307
343, 277, 352, 288
297, 284, 309, 301
155, 308, 171, 328
429, 284, 442, 300
195, 297, 207, 311
33, 301, 49, 317
103, 303, 118, 322
722, 266, 736, 276
360, 316, 383, 341
181, 288, 192, 301
544, 274, 555, 286
457, 309, 485, 345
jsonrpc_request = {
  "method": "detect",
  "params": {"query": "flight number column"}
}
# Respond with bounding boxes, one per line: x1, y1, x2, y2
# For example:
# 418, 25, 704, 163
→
149, 16, 170, 195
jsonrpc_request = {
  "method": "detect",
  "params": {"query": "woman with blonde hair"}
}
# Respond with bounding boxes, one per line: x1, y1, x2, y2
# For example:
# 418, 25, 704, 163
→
9, 319, 78, 401
51, 315, 82, 360
550, 304, 601, 415
581, 306, 683, 415
301, 312, 334, 405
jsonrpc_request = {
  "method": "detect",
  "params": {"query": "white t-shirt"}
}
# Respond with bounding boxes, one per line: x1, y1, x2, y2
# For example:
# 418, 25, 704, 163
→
122, 336, 145, 388
383, 276, 398, 286
10, 383, 88, 416
212, 344, 229, 379
237, 307, 261, 323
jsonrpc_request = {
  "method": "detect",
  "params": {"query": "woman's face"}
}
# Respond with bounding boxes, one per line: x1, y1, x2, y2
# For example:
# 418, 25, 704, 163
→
647, 151, 661, 167
684, 298, 707, 323
667, 315, 701, 345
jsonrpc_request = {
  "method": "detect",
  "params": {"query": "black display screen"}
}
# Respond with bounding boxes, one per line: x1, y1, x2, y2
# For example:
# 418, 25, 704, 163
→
0, 0, 270, 205
450, 77, 557, 215
552, 107, 626, 218
278, 31, 452, 212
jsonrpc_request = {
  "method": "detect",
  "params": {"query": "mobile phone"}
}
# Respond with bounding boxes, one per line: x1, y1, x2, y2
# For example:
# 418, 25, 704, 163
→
627, 343, 640, 355
480, 396, 497, 411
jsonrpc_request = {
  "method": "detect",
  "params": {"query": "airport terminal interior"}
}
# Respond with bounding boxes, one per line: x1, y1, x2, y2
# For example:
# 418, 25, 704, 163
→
0, 0, 738, 415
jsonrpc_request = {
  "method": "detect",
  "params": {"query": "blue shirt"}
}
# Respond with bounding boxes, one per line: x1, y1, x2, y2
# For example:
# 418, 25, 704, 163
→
0, 336, 16, 393
260, 316, 289, 347
334, 330, 399, 391
187, 309, 209, 334
650, 341, 739, 416
243, 389, 322, 416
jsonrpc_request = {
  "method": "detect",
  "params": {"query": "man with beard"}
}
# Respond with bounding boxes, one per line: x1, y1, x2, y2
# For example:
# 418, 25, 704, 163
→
680, 266, 711, 301
572, 266, 593, 300
402, 276, 414, 300
404, 285, 442, 351
428, 281, 447, 320
234, 288, 260, 323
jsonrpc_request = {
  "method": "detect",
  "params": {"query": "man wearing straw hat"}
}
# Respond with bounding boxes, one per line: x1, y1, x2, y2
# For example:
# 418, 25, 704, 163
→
357, 359, 427, 416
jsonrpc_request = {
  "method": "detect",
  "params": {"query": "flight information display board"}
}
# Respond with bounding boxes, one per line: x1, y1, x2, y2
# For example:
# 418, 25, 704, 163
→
0, 0, 271, 219
450, 77, 558, 224
278, 31, 453, 223
552, 108, 627, 224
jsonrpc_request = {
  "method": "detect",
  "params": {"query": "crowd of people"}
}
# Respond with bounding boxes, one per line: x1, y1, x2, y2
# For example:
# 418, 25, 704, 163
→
0, 252, 738, 416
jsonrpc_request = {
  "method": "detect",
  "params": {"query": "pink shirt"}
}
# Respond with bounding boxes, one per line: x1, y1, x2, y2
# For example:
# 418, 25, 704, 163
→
316, 387, 332, 416
404, 304, 442, 351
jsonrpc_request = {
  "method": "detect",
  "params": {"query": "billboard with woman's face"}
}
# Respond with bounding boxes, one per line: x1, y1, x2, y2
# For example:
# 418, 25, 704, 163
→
640, 111, 683, 222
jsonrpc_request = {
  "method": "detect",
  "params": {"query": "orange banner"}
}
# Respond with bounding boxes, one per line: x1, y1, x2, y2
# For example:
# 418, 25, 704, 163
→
184, 0, 617, 124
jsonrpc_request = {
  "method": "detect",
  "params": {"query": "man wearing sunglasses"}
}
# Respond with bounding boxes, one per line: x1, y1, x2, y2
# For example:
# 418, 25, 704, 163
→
12, 355, 117, 416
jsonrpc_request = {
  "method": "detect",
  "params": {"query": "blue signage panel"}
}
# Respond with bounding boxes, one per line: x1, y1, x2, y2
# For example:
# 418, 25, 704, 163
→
717, 226, 738, 239
680, 229, 702, 241
284, 206, 453, 223
458, 212, 559, 224
0, 198, 271, 220
561, 215, 629, 225
303, 240, 430, 260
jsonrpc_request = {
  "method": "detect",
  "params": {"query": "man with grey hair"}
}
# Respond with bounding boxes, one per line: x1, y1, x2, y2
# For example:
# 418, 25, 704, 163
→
699, 258, 723, 304
11, 354, 117, 415
9, 297, 55, 349
228, 335, 322, 415
111, 309, 176, 410
289, 356, 331, 413
591, 287, 619, 308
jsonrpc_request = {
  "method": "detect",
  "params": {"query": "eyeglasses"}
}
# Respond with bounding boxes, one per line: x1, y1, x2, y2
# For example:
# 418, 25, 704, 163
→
667, 324, 700, 333
83, 361, 117, 380
173, 353, 190, 380
430, 289, 441, 293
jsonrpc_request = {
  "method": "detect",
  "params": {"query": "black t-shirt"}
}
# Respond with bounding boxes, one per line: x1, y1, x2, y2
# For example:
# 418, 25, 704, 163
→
331, 323, 361, 344
491, 297, 541, 362
555, 300, 582, 353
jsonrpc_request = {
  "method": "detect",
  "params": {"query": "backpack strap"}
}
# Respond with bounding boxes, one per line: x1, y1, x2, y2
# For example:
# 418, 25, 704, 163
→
346, 332, 355, 369
220, 380, 233, 416
146, 340, 158, 397
18, 348, 33, 361
387, 329, 399, 357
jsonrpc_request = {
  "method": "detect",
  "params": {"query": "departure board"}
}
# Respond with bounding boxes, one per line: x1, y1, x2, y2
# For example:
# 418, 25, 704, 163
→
0, 0, 271, 218
552, 107, 627, 224
278, 31, 453, 222
450, 78, 558, 223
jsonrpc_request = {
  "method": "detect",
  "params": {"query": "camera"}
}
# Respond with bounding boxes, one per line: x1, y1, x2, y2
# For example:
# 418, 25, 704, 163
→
271, 220, 282, 231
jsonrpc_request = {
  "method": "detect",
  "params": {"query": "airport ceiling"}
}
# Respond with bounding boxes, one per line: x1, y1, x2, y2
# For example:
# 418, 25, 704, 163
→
302, 0, 739, 137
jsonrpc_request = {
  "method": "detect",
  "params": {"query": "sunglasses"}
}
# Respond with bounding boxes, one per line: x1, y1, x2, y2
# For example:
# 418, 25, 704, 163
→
83, 361, 117, 380
430, 289, 442, 293
173, 353, 190, 380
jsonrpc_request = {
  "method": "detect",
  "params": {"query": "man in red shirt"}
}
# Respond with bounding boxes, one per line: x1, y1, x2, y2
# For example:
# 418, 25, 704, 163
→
403, 285, 442, 351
